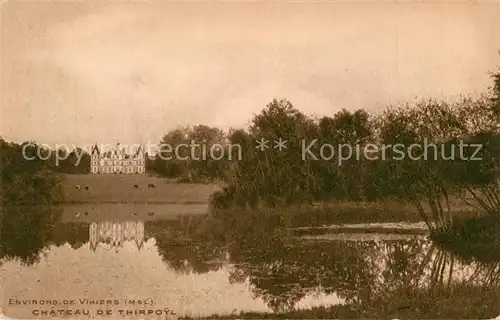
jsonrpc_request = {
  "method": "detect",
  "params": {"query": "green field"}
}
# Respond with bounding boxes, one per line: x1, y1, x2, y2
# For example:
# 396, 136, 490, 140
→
59, 174, 222, 204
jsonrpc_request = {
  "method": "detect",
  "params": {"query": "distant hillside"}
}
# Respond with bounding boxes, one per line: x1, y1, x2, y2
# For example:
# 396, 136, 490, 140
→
59, 174, 222, 204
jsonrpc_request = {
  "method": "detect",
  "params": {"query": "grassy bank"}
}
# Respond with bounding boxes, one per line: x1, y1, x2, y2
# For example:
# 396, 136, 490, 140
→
58, 174, 483, 228
58, 174, 221, 204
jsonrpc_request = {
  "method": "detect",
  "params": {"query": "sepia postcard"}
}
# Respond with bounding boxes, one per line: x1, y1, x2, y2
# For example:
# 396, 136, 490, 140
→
1, 0, 500, 319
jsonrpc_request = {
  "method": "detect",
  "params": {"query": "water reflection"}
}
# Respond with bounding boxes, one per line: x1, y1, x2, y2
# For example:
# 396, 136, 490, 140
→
2, 205, 500, 318
0, 206, 62, 265
89, 221, 145, 252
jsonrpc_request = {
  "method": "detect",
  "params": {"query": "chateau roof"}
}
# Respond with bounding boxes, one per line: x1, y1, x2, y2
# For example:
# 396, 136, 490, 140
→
91, 143, 143, 158
134, 146, 143, 156
91, 144, 100, 155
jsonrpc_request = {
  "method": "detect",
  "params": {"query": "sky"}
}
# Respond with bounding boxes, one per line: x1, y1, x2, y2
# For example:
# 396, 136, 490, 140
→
1, 1, 500, 147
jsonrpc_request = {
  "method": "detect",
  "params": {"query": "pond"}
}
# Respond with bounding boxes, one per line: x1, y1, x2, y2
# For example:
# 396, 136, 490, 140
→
1, 204, 500, 319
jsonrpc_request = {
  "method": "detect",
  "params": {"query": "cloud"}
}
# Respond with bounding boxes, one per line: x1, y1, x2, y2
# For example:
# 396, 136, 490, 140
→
2, 2, 499, 145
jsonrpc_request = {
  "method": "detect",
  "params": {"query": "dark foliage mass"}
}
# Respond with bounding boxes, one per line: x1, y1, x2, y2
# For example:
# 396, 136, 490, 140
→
152, 95, 499, 215
146, 71, 500, 234
190, 72, 498, 234
0, 140, 64, 205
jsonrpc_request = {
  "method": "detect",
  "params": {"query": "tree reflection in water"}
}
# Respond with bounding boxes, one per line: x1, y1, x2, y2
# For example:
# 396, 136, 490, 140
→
0, 206, 62, 265
3, 208, 500, 317
151, 215, 500, 317
149, 216, 229, 274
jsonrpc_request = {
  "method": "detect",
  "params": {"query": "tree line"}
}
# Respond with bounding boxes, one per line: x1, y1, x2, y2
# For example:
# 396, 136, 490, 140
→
205, 95, 498, 219
2, 70, 499, 222
149, 70, 500, 232
0, 140, 64, 205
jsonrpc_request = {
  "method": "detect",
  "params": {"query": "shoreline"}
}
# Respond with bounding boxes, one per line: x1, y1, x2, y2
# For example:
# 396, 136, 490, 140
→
54, 200, 210, 205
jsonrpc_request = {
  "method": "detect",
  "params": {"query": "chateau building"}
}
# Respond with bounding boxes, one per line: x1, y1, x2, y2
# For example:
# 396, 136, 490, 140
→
90, 143, 145, 174
89, 221, 145, 252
